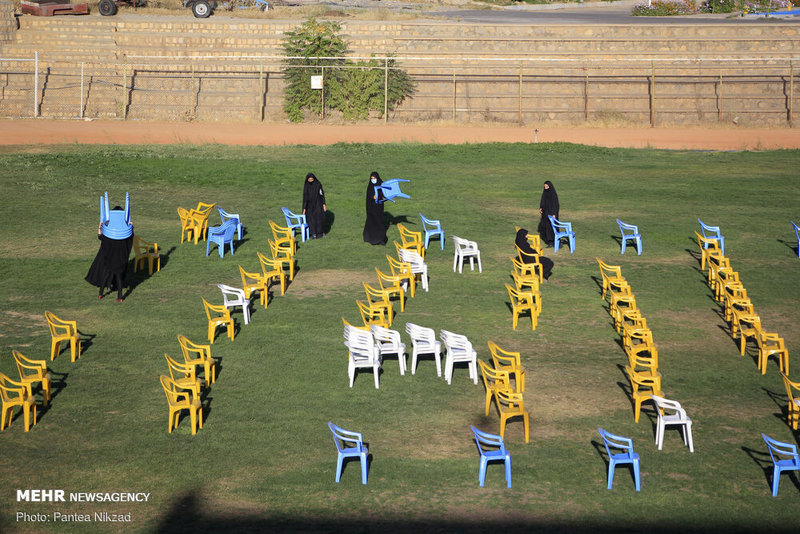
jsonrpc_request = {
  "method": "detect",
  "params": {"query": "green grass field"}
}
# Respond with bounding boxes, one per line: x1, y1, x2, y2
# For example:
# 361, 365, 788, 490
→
1, 142, 799, 533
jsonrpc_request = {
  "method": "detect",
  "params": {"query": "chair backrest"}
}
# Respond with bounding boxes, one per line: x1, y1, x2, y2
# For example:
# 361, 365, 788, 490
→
452, 235, 478, 252
405, 322, 436, 348
377, 178, 410, 203
218, 207, 239, 223
202, 297, 228, 320
596, 258, 623, 279
616, 219, 639, 235
440, 329, 473, 355
792, 221, 800, 240
44, 310, 75, 337
209, 220, 237, 241
398, 247, 425, 268
12, 350, 46, 378
159, 374, 186, 405
488, 342, 522, 371
478, 359, 511, 391
698, 219, 723, 240
470, 425, 506, 455
218, 283, 245, 305
370, 325, 402, 348
177, 335, 211, 361
419, 213, 441, 231
328, 422, 363, 453
344, 324, 378, 360
598, 427, 635, 458
781, 372, 800, 405
548, 215, 572, 232
650, 395, 685, 418
762, 433, 799, 463
386, 255, 412, 278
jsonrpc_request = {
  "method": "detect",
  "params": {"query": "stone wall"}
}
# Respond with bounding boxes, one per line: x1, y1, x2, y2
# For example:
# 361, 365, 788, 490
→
0, 0, 16, 43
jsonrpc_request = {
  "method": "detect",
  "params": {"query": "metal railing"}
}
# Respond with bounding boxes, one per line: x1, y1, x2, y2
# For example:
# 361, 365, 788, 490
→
0, 54, 797, 126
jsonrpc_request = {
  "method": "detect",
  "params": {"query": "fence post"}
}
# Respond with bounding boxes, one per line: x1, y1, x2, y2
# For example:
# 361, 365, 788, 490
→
717, 72, 723, 122
518, 63, 523, 126
384, 57, 389, 123
584, 67, 589, 121
259, 62, 265, 122
649, 61, 655, 128
33, 51, 38, 118
321, 65, 325, 120
80, 62, 84, 119
452, 70, 456, 121
789, 60, 794, 127
122, 57, 127, 120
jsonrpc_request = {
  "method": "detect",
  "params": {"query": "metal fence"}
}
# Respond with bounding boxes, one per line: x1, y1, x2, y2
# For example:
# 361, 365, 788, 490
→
1, 54, 798, 126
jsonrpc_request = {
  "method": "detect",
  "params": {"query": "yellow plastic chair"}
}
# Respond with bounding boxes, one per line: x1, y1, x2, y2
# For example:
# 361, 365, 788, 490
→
12, 350, 51, 407
0, 372, 36, 432
357, 300, 390, 329
610, 293, 637, 333
714, 267, 740, 302
511, 256, 543, 285
165, 354, 202, 399
737, 313, 762, 356
515, 226, 543, 256
133, 235, 161, 275
178, 207, 197, 244
159, 374, 202, 435
257, 252, 288, 297
363, 282, 394, 327
269, 220, 297, 255
487, 341, 525, 393
386, 255, 416, 298
238, 264, 268, 308
619, 308, 647, 343
478, 359, 513, 416
397, 224, 425, 258
375, 268, 406, 313
780, 372, 800, 430
706, 251, 730, 292
269, 239, 296, 281
756, 329, 789, 375
694, 231, 721, 271
342, 317, 369, 331
505, 283, 539, 331
623, 326, 655, 357
627, 344, 661, 380
177, 335, 216, 388
495, 389, 530, 443
202, 298, 234, 344
728, 297, 754, 339
44, 310, 81, 362
596, 258, 630, 301
193, 202, 217, 243
722, 284, 748, 323
625, 365, 663, 423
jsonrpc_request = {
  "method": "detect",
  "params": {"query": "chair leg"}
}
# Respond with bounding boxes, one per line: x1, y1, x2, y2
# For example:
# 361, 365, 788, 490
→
632, 459, 641, 491
607, 460, 616, 490
505, 456, 512, 488
373, 365, 380, 389
771, 467, 781, 497
360, 453, 368, 485
478, 456, 487, 487
335, 454, 344, 483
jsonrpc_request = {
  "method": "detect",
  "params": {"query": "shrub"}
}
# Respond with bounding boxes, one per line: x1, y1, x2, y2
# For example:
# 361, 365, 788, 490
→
282, 19, 414, 122
743, 0, 792, 12
702, 0, 738, 12
631, 0, 699, 15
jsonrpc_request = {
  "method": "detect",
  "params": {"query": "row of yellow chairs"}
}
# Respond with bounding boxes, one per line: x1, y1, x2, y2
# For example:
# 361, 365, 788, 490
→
699, 239, 789, 376
159, 335, 217, 435
203, 221, 298, 344
597, 259, 665, 423
477, 342, 530, 442
505, 248, 543, 331
178, 201, 216, 245
356, 252, 416, 329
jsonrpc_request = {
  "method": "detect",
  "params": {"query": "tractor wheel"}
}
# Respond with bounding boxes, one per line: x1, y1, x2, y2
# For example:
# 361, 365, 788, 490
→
192, 0, 211, 17
98, 0, 118, 15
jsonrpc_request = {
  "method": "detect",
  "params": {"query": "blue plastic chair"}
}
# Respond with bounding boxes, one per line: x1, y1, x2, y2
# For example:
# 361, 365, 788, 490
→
548, 215, 575, 254
792, 221, 800, 259
470, 425, 511, 488
698, 219, 725, 256
762, 433, 800, 497
598, 427, 641, 491
205, 220, 237, 258
616, 219, 642, 255
328, 422, 369, 485
376, 179, 410, 204
99, 191, 133, 240
282, 207, 309, 243
419, 213, 445, 251
217, 208, 243, 241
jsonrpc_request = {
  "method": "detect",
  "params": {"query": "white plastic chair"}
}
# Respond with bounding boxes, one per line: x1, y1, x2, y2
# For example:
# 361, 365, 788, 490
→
439, 329, 478, 385
370, 325, 407, 376
405, 322, 441, 377
651, 395, 694, 453
343, 324, 382, 389
451, 236, 482, 273
398, 248, 429, 292
217, 283, 250, 325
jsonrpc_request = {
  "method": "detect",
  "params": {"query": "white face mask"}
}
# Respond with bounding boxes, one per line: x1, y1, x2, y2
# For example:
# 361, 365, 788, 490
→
371, 178, 377, 184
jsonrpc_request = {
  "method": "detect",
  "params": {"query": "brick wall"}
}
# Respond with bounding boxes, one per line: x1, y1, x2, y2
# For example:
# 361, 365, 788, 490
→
0, 0, 16, 43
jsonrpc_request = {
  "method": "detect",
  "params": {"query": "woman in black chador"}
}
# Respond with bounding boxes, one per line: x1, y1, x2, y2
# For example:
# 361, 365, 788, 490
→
538, 180, 560, 247
363, 171, 387, 246
515, 227, 553, 281
302, 172, 327, 239
85, 210, 134, 301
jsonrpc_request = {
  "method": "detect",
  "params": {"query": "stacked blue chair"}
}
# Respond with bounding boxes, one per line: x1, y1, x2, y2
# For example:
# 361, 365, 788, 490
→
470, 425, 512, 488
328, 422, 369, 485
616, 219, 642, 255
282, 207, 309, 243
762, 433, 800, 497
548, 215, 575, 254
419, 213, 445, 251
598, 427, 641, 491
99, 192, 133, 239
206, 220, 237, 258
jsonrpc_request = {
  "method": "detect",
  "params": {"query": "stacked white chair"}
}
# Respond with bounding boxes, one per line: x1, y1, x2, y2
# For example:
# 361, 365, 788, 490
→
343, 324, 382, 389
439, 329, 478, 385
405, 322, 442, 377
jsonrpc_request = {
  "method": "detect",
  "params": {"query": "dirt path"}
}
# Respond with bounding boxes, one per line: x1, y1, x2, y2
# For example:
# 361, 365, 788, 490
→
1, 119, 799, 150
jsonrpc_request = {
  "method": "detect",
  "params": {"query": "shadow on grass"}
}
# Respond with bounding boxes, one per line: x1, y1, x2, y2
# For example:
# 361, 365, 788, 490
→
776, 237, 798, 258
